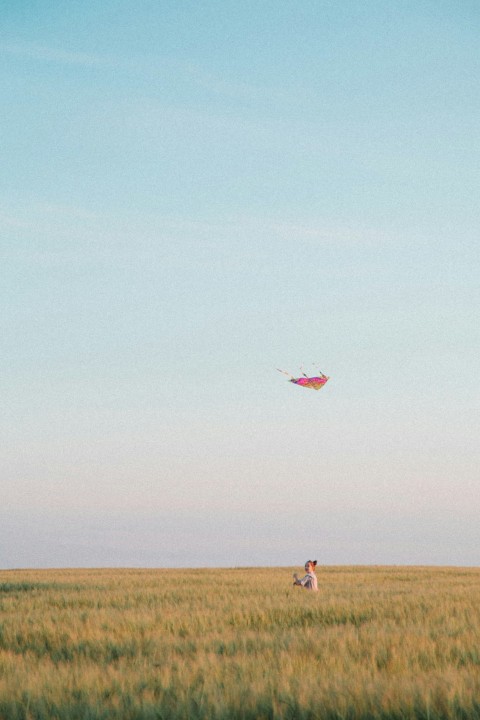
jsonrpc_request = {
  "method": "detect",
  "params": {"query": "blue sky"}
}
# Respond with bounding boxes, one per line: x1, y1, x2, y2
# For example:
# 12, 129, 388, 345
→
1, 1, 479, 568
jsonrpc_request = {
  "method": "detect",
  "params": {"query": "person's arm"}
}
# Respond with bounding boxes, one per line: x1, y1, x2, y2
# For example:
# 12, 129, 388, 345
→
293, 573, 308, 586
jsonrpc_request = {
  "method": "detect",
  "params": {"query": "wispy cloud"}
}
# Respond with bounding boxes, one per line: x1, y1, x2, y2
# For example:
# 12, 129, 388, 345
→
0, 41, 113, 68
0, 209, 32, 230
0, 199, 375, 246
0, 40, 300, 108
181, 61, 295, 104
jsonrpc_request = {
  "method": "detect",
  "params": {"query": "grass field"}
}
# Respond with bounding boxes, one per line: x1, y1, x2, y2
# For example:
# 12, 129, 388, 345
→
0, 566, 479, 719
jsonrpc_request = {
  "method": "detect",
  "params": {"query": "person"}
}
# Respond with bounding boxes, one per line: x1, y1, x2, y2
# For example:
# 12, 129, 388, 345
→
293, 560, 318, 591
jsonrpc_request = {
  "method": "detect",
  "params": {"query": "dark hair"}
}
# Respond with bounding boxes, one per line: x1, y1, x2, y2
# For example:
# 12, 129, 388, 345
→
306, 560, 317, 567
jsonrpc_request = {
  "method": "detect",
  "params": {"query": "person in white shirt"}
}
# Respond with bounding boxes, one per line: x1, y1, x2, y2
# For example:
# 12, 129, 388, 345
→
293, 560, 318, 591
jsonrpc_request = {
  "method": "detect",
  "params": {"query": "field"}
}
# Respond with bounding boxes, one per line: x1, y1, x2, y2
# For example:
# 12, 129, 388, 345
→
0, 566, 479, 719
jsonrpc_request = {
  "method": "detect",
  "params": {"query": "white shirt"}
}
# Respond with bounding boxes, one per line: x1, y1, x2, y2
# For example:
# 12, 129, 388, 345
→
298, 571, 318, 591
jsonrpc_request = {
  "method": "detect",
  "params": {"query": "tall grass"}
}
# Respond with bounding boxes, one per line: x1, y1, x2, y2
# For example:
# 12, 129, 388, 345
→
0, 566, 479, 719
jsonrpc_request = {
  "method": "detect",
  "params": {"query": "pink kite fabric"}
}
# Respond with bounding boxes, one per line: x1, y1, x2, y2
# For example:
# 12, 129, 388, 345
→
277, 367, 330, 391
290, 376, 329, 391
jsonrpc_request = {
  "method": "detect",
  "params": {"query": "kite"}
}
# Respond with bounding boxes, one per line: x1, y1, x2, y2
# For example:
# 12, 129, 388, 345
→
277, 366, 330, 391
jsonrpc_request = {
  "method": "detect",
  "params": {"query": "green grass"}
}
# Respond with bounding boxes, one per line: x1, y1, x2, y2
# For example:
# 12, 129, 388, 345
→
0, 566, 479, 719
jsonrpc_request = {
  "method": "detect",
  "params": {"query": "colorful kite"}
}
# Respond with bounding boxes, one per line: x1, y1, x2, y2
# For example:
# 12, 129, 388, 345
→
277, 366, 330, 391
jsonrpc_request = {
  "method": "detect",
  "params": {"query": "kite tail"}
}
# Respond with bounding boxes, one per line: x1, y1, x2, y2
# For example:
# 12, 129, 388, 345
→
277, 368, 295, 380
312, 363, 328, 378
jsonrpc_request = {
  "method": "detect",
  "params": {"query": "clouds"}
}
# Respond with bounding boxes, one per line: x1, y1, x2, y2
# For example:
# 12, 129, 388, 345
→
0, 41, 110, 67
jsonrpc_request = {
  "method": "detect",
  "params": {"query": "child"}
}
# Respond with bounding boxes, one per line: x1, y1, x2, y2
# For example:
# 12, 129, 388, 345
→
293, 560, 318, 591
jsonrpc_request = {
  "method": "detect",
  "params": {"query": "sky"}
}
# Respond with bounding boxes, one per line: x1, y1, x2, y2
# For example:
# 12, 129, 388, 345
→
1, 1, 479, 568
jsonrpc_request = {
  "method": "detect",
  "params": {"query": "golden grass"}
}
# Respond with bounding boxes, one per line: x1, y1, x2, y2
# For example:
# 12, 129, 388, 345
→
0, 566, 479, 718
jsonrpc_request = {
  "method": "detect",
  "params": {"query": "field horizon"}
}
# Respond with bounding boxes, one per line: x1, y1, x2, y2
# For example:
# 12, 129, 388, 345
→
3, 563, 479, 570
1, 565, 479, 719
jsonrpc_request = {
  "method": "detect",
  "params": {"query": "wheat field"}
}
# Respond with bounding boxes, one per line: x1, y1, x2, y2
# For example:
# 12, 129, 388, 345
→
0, 566, 479, 719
